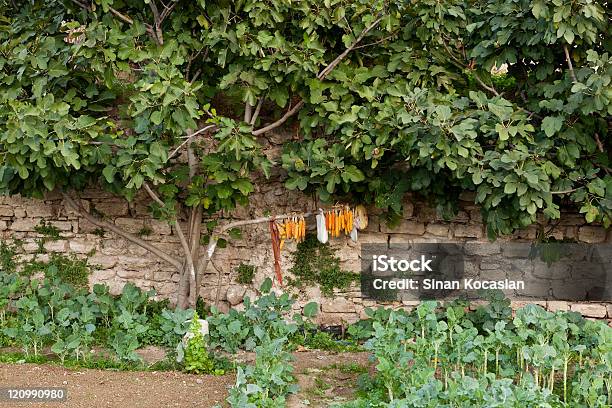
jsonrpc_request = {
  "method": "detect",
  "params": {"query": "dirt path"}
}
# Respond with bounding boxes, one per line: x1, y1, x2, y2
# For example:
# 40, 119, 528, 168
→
0, 351, 370, 408
289, 351, 371, 407
0, 363, 233, 408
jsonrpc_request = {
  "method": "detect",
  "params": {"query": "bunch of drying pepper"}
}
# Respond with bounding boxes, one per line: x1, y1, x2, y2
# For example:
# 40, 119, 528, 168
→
324, 206, 354, 237
277, 215, 306, 249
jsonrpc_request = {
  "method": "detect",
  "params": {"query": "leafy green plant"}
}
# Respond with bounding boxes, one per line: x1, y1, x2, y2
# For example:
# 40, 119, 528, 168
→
288, 235, 358, 296
181, 313, 223, 375
227, 333, 298, 407
207, 278, 300, 353
340, 299, 612, 407
235, 263, 256, 285
34, 220, 61, 240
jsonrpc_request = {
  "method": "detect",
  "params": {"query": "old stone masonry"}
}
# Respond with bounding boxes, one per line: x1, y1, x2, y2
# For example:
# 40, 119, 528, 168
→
1, 184, 611, 326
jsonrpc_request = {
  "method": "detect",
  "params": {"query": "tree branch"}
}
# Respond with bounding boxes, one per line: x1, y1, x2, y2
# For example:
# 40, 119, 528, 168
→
250, 15, 384, 136
594, 132, 604, 153
244, 102, 253, 124
142, 182, 196, 300
196, 211, 315, 278
143, 182, 165, 207
317, 15, 383, 80
62, 193, 182, 270
563, 44, 577, 83
159, 2, 176, 23
108, 7, 134, 25
67, 0, 151, 37
550, 187, 579, 195
148, 0, 164, 45
352, 32, 398, 50
472, 72, 500, 96
250, 96, 265, 126
251, 101, 304, 136
168, 124, 217, 160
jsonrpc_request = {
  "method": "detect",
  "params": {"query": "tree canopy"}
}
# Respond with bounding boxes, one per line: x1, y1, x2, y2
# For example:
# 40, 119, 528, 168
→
0, 0, 610, 304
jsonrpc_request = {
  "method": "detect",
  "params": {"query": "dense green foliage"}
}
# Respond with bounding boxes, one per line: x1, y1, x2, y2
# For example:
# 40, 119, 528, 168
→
0, 0, 609, 244
340, 300, 611, 407
235, 262, 256, 285
288, 234, 358, 296
0, 262, 192, 361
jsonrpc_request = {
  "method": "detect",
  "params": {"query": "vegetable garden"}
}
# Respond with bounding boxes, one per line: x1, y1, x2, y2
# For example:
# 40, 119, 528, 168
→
0, 0, 611, 406
1, 251, 611, 407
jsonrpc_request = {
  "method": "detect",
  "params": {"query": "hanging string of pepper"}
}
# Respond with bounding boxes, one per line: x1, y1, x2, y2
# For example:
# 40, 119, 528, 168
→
323, 205, 355, 238
269, 219, 283, 285
266, 205, 366, 287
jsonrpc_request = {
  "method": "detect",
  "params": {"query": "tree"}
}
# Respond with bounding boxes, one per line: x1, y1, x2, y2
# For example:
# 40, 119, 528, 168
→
0, 0, 610, 307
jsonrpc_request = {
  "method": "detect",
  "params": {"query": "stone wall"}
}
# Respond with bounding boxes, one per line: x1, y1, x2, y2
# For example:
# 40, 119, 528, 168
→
1, 182, 611, 326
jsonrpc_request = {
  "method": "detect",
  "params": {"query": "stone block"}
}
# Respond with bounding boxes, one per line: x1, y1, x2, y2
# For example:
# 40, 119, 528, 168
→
402, 201, 415, 217
0, 205, 14, 217
426, 224, 449, 237
513, 227, 537, 240
453, 224, 483, 239
450, 211, 470, 223
10, 218, 40, 231
571, 303, 608, 318
501, 243, 531, 258
510, 300, 546, 310
153, 271, 174, 282
43, 240, 68, 252
464, 242, 500, 256
117, 255, 156, 269
61, 198, 91, 218
359, 233, 389, 244
321, 298, 356, 313
115, 218, 145, 234
49, 221, 73, 232
88, 253, 118, 269
148, 219, 172, 235
90, 269, 116, 282
551, 280, 587, 300
0, 220, 7, 231
226, 285, 247, 306
316, 312, 359, 326
578, 226, 607, 243
547, 300, 569, 312
69, 239, 96, 254
532, 262, 572, 280
93, 200, 129, 217
24, 201, 56, 218
155, 282, 177, 295
380, 220, 425, 235
116, 269, 146, 279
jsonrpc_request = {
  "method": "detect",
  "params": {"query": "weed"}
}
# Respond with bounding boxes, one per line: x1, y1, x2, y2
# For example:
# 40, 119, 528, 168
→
287, 235, 358, 296
235, 263, 256, 285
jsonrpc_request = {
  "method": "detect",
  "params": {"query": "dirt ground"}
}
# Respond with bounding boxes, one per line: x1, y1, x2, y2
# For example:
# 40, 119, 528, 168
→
0, 351, 371, 408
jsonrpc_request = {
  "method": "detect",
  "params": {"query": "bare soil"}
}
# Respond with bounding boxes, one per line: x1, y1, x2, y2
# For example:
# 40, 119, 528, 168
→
0, 351, 370, 408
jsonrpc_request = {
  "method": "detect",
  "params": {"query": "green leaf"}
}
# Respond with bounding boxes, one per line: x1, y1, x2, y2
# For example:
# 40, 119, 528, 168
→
150, 111, 163, 125
102, 165, 116, 183
231, 179, 254, 195
504, 182, 517, 194
541, 116, 564, 137
216, 184, 233, 199
260, 277, 272, 294
341, 165, 365, 183
303, 302, 319, 318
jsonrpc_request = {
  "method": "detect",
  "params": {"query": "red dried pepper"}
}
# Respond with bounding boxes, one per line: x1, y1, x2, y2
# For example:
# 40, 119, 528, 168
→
269, 219, 283, 286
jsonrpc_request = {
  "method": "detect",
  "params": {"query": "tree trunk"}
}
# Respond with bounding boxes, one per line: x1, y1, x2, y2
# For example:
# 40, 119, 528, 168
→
176, 261, 191, 309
